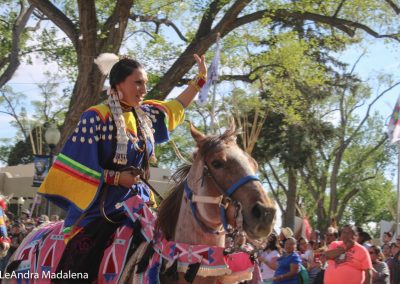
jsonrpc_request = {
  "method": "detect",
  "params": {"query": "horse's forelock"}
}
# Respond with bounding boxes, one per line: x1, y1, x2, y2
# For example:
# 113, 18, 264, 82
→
199, 127, 238, 157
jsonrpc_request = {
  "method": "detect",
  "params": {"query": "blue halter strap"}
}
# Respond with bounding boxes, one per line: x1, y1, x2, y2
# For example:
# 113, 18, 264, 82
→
225, 175, 260, 197
184, 175, 261, 234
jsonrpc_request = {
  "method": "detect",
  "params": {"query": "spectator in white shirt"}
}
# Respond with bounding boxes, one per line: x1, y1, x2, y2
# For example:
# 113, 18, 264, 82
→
259, 234, 281, 284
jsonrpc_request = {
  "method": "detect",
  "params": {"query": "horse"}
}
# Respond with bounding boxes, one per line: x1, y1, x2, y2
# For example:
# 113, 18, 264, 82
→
5, 122, 276, 284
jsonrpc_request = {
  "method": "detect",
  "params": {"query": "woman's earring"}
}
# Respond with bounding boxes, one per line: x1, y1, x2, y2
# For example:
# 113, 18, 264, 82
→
117, 91, 123, 100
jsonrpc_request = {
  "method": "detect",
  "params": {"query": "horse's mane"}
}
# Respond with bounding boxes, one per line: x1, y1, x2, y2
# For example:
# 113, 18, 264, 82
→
155, 163, 191, 240
156, 127, 237, 240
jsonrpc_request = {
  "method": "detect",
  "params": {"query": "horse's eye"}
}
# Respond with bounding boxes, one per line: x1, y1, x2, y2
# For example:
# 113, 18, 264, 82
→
211, 160, 224, 169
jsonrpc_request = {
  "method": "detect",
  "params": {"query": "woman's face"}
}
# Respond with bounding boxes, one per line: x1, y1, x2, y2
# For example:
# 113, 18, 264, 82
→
285, 238, 296, 253
391, 245, 399, 256
368, 249, 377, 262
117, 68, 148, 107
383, 233, 392, 243
298, 239, 308, 253
383, 244, 391, 256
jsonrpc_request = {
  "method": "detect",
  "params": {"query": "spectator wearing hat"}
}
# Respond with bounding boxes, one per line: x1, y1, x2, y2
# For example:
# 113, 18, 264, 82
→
279, 227, 294, 247
325, 227, 338, 246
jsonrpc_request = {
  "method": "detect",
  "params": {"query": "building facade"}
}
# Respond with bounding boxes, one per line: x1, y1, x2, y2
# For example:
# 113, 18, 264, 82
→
0, 163, 172, 219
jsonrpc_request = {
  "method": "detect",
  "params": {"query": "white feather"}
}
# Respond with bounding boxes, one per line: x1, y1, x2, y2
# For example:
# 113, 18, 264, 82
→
94, 53, 119, 75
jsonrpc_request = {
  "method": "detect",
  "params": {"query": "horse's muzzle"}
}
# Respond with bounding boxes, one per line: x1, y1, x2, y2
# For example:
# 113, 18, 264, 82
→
246, 203, 276, 237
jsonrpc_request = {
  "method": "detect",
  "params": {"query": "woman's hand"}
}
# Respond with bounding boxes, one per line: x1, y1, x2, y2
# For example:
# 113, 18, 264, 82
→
194, 54, 207, 77
118, 171, 140, 188
0, 240, 10, 257
175, 54, 207, 108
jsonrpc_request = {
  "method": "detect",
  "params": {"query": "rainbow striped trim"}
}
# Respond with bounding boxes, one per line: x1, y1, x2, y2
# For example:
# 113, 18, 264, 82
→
54, 154, 101, 185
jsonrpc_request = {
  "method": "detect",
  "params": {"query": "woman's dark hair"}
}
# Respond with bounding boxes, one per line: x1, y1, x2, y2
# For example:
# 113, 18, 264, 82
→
297, 237, 307, 251
369, 245, 384, 261
384, 231, 393, 238
109, 58, 143, 88
265, 234, 281, 252
340, 224, 358, 237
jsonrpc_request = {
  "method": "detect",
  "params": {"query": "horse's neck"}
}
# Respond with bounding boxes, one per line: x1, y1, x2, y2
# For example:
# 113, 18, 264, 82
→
173, 156, 225, 247
174, 197, 224, 247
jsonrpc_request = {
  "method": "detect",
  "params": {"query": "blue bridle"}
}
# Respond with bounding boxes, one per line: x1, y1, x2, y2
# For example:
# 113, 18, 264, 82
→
184, 174, 260, 234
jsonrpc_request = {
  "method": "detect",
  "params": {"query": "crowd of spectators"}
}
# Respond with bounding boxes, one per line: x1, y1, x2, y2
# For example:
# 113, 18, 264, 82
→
1, 209, 399, 284
252, 225, 400, 284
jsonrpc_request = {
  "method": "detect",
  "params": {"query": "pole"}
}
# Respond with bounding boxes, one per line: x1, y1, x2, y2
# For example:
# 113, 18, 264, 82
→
397, 144, 400, 237
46, 145, 55, 217
209, 33, 220, 135
210, 82, 217, 134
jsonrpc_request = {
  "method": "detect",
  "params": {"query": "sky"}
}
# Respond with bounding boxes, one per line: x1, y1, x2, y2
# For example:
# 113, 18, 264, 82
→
338, 40, 400, 119
1, 36, 400, 142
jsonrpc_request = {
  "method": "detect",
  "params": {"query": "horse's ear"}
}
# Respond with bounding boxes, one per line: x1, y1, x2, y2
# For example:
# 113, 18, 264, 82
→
229, 117, 236, 132
189, 122, 206, 144
222, 117, 236, 138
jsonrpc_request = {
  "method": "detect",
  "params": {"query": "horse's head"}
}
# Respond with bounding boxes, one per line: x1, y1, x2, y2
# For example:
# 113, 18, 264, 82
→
187, 122, 276, 239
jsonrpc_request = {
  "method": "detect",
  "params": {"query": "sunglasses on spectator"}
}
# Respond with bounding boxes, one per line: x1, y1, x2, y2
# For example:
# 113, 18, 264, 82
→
369, 251, 375, 255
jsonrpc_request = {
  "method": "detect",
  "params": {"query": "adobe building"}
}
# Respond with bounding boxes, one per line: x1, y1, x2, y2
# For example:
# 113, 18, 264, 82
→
0, 163, 172, 219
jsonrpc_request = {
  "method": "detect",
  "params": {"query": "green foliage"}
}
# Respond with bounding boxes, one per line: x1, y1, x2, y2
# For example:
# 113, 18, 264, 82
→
341, 175, 395, 226
35, 27, 77, 80
0, 138, 12, 164
0, 0, 399, 229
7, 140, 33, 166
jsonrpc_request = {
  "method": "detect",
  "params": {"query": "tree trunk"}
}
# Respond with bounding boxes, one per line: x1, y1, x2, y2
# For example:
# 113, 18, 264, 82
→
316, 198, 326, 231
60, 59, 106, 148
284, 167, 297, 231
28, 0, 135, 148
328, 146, 344, 222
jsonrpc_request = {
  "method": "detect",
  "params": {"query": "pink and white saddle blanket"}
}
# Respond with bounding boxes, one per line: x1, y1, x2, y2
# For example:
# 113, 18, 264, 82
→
8, 196, 254, 283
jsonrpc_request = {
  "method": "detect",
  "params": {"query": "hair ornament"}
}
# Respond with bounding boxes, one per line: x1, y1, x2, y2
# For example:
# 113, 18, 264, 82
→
94, 53, 119, 75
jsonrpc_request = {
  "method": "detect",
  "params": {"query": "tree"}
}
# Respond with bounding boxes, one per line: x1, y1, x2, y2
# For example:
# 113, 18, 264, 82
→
0, 0, 36, 89
27, 0, 135, 147
25, 0, 400, 150
340, 174, 395, 227
7, 139, 33, 165
0, 73, 68, 164
291, 69, 397, 230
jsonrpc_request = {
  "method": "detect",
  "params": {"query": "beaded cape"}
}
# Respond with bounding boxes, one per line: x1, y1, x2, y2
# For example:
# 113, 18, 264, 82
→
37, 99, 184, 225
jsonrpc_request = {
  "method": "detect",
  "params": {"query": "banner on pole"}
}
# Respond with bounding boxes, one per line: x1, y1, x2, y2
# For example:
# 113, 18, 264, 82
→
388, 94, 400, 144
32, 155, 51, 187
197, 37, 220, 105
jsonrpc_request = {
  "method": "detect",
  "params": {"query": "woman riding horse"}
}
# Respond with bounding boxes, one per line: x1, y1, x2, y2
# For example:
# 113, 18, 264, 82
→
36, 52, 207, 281
6, 124, 276, 284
